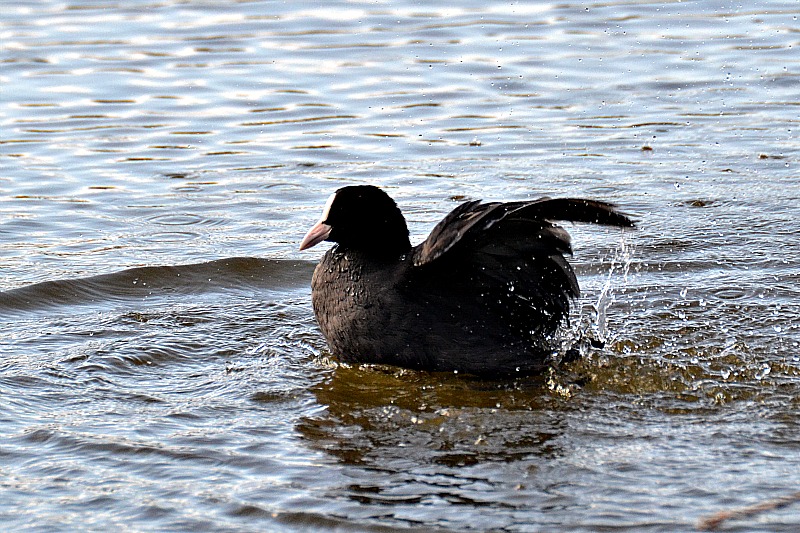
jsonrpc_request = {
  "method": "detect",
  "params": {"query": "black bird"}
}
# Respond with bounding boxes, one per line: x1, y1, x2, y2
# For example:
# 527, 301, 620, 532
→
300, 185, 633, 376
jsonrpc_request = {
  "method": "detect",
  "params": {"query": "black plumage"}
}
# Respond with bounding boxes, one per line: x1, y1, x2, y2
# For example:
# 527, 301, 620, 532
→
300, 185, 634, 375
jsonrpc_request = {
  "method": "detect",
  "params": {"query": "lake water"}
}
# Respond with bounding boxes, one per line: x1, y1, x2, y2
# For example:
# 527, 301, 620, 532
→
2, 1, 799, 531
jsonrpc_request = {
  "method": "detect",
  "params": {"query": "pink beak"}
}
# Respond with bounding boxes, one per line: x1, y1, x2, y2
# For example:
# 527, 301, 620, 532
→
299, 192, 336, 251
299, 221, 332, 251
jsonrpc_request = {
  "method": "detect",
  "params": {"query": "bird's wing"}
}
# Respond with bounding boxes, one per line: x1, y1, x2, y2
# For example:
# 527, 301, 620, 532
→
409, 197, 634, 334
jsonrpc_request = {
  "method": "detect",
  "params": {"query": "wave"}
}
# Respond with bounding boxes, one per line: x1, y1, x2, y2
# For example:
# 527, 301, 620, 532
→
0, 257, 315, 317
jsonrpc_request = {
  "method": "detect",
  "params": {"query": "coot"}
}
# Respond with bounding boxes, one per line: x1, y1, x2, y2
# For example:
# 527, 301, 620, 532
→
300, 185, 633, 375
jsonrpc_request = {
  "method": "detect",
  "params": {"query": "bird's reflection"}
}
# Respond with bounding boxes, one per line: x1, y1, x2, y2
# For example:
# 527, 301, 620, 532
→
297, 363, 569, 468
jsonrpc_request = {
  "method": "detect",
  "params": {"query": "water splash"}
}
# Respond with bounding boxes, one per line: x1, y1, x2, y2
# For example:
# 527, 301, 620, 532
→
592, 236, 634, 346
552, 235, 635, 366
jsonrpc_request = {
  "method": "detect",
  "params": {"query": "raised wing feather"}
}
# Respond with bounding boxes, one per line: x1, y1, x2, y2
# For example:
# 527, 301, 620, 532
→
410, 197, 633, 336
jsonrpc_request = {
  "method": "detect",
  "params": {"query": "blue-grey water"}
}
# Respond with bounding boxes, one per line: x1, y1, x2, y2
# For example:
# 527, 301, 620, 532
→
2, 1, 799, 531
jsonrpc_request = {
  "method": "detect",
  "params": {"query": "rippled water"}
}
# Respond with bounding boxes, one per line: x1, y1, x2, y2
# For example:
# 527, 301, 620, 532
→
2, 1, 799, 531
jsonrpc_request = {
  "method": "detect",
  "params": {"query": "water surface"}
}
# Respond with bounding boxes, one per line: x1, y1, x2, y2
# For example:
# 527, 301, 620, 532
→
2, 1, 799, 531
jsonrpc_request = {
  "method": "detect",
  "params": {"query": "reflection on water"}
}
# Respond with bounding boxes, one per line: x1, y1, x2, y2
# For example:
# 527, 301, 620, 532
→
303, 365, 564, 465
2, 0, 799, 531
299, 367, 569, 530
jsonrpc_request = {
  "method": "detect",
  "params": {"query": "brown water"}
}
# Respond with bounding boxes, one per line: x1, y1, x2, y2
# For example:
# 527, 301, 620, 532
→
2, 1, 799, 531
